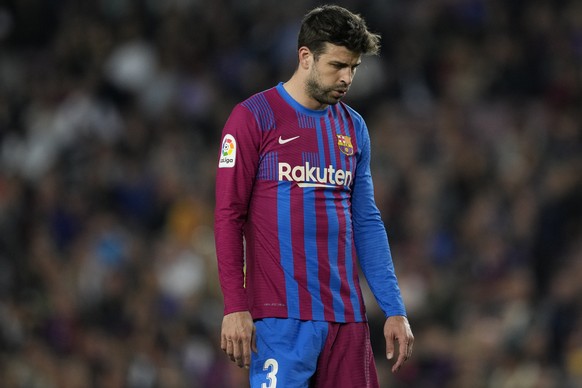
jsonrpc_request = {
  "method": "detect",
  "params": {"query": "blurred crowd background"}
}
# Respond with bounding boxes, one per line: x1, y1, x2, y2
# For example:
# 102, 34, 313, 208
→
0, 0, 581, 387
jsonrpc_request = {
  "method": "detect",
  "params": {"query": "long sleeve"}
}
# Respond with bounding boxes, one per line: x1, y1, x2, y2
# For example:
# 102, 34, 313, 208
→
351, 118, 407, 318
214, 104, 261, 315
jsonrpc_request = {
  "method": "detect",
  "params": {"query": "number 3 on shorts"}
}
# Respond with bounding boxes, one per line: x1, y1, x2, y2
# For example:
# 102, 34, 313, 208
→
261, 358, 279, 388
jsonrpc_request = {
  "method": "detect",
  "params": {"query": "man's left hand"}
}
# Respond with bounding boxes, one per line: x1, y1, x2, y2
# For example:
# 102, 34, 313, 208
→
384, 315, 414, 373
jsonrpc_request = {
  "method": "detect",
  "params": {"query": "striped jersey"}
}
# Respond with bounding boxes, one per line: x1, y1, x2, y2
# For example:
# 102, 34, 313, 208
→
214, 82, 406, 323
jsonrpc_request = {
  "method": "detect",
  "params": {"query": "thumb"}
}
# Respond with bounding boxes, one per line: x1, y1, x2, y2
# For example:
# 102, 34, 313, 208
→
252, 326, 258, 353
386, 338, 395, 360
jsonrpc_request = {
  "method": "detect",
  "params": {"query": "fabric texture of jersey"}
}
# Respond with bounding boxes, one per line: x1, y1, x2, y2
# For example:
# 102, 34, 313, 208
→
215, 82, 406, 322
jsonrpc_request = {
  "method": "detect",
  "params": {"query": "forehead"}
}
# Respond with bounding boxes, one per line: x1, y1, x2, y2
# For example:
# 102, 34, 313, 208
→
319, 43, 361, 64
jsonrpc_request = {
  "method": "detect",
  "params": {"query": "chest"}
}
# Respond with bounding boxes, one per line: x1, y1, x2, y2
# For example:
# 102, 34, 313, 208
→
258, 114, 358, 188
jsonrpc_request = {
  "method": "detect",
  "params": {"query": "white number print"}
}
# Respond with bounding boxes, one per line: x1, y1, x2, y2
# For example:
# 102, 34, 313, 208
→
261, 358, 279, 388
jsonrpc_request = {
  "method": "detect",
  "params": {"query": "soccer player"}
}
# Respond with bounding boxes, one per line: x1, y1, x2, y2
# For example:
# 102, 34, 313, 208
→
214, 5, 413, 387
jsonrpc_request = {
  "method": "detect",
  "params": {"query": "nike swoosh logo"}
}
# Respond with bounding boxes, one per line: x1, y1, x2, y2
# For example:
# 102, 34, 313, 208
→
278, 135, 300, 144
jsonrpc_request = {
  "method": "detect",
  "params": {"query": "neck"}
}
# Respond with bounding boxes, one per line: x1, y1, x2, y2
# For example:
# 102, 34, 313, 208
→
283, 73, 328, 111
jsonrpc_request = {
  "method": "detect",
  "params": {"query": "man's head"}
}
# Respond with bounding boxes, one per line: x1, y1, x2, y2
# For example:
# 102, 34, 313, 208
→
293, 5, 380, 108
298, 5, 380, 60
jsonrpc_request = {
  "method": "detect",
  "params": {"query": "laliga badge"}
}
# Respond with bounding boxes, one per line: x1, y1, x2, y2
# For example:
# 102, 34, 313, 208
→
219, 134, 236, 168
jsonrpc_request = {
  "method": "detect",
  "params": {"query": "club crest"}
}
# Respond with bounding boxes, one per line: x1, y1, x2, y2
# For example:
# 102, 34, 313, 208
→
337, 134, 354, 155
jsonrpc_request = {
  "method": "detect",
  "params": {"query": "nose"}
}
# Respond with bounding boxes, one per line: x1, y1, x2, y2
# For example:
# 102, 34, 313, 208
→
339, 67, 354, 87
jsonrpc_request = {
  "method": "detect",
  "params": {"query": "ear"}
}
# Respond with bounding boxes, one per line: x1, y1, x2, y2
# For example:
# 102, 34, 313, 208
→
298, 46, 312, 70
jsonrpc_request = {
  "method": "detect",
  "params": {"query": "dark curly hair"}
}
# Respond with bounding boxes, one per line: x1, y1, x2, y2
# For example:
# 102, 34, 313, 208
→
298, 5, 381, 58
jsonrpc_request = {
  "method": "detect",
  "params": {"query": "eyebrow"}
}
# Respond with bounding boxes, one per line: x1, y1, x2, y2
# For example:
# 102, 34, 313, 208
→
329, 60, 361, 68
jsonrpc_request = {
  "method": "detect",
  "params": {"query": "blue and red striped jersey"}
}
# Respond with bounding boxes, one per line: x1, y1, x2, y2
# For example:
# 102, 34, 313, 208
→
214, 83, 406, 323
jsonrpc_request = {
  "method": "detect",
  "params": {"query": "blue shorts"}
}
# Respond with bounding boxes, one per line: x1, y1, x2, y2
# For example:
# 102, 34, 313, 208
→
250, 318, 378, 388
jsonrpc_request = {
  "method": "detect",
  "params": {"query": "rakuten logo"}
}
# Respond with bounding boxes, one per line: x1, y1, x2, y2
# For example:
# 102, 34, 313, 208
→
278, 162, 352, 188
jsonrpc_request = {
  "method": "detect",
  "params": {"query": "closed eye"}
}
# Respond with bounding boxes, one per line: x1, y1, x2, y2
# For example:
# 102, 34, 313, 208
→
330, 62, 361, 71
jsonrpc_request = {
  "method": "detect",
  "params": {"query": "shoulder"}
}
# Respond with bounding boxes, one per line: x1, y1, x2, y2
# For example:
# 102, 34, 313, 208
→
238, 87, 279, 131
240, 87, 278, 110
336, 102, 370, 158
338, 102, 366, 129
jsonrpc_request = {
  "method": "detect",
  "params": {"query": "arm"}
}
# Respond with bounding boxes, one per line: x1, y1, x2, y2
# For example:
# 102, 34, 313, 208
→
351, 119, 414, 372
214, 104, 261, 368
351, 120, 405, 317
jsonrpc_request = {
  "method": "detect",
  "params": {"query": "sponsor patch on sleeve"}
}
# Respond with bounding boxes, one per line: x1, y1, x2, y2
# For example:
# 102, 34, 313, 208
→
218, 134, 236, 168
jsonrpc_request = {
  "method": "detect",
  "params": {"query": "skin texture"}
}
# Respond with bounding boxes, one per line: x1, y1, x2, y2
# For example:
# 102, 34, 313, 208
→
287, 43, 360, 110
384, 315, 414, 373
221, 311, 256, 369
220, 42, 414, 373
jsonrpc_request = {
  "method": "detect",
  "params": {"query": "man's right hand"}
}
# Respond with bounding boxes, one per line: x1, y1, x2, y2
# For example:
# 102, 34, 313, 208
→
221, 311, 257, 369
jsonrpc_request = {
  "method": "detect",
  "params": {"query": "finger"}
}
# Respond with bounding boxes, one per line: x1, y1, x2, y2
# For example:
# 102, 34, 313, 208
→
392, 338, 410, 373
233, 339, 244, 368
386, 337, 395, 360
392, 350, 406, 373
221, 334, 228, 353
398, 337, 409, 362
251, 326, 258, 353
226, 339, 235, 362
242, 338, 252, 369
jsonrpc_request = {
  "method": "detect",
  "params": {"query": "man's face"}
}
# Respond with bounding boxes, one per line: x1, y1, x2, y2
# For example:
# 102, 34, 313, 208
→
305, 43, 362, 107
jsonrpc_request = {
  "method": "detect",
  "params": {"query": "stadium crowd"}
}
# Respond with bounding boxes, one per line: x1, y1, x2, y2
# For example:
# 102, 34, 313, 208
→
0, 0, 581, 387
